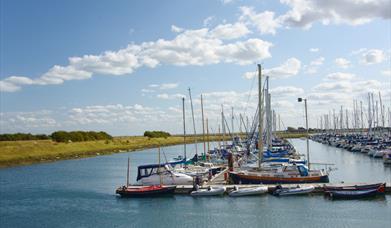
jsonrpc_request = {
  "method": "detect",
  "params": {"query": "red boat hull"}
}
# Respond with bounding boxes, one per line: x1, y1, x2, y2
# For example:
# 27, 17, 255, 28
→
116, 185, 176, 197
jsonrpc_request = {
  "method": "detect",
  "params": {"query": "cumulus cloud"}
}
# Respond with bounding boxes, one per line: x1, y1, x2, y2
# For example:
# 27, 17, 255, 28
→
270, 86, 304, 97
171, 25, 184, 33
264, 58, 301, 78
210, 23, 251, 40
335, 58, 351, 68
359, 49, 386, 65
309, 48, 319, 52
311, 76, 383, 106
242, 71, 257, 80
0, 110, 58, 133
325, 72, 356, 81
304, 57, 325, 74
157, 93, 185, 99
220, 0, 235, 4
279, 0, 390, 28
239, 6, 281, 35
0, 81, 22, 92
203, 16, 215, 27
146, 83, 179, 90
1, 23, 272, 92
382, 69, 391, 76
242, 58, 301, 79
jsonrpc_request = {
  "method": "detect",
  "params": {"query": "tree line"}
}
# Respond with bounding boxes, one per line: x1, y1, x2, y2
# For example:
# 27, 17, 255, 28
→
0, 131, 113, 142
143, 131, 171, 138
0, 133, 50, 141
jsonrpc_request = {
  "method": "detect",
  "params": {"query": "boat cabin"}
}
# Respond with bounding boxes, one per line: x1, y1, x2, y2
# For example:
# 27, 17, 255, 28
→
136, 164, 171, 181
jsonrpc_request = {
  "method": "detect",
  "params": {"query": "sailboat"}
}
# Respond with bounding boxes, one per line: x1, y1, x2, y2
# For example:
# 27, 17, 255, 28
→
228, 64, 329, 185
116, 153, 177, 197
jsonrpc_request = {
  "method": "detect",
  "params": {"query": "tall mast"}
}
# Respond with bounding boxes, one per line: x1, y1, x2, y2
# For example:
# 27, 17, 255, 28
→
206, 118, 210, 153
368, 93, 372, 135
360, 101, 363, 131
182, 97, 187, 160
188, 88, 198, 156
278, 114, 281, 131
222, 105, 226, 148
218, 124, 221, 149
201, 94, 206, 158
231, 107, 234, 135
126, 157, 130, 187
379, 92, 384, 127
258, 64, 263, 168
340, 105, 343, 131
158, 147, 162, 186
265, 76, 272, 150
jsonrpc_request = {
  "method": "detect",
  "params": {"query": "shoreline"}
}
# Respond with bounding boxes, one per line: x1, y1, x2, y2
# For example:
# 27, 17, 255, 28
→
0, 133, 307, 169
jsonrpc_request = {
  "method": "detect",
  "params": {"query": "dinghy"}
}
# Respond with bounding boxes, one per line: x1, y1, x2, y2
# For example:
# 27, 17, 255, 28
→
190, 185, 226, 196
325, 183, 386, 199
229, 186, 268, 197
273, 185, 315, 196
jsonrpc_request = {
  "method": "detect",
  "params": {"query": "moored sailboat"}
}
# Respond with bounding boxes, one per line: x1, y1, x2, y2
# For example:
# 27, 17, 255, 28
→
116, 156, 177, 197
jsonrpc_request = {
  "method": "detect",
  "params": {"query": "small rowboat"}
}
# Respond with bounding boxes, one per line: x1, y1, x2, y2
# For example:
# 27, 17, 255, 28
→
324, 183, 385, 191
325, 183, 386, 199
273, 185, 315, 196
190, 186, 226, 196
229, 186, 268, 197
116, 185, 176, 197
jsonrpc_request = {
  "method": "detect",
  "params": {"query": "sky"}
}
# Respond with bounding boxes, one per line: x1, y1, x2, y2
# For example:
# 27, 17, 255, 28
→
0, 0, 390, 136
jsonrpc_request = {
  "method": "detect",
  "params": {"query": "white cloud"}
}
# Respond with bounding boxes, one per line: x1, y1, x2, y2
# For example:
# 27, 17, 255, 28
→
4, 76, 34, 85
36, 65, 93, 85
242, 71, 257, 80
359, 49, 386, 65
160, 83, 179, 90
220, 0, 235, 4
141, 88, 154, 93
309, 48, 319, 52
335, 58, 351, 68
0, 81, 21, 92
157, 93, 185, 99
171, 25, 184, 33
304, 57, 324, 74
1, 22, 273, 92
210, 23, 251, 40
203, 16, 215, 27
264, 58, 301, 78
146, 83, 178, 90
242, 58, 301, 80
279, 0, 391, 28
382, 69, 391, 76
270, 86, 304, 97
239, 6, 281, 35
310, 57, 325, 66
325, 72, 356, 81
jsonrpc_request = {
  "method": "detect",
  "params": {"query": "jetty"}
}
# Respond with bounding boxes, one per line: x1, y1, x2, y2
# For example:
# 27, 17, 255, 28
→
173, 183, 391, 195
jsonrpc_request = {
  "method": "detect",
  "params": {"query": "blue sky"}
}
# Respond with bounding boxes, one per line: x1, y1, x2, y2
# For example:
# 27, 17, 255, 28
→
1, 0, 390, 135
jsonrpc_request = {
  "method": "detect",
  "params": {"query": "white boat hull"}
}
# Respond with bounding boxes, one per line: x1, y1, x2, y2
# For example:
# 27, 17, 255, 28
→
274, 185, 315, 196
229, 186, 268, 197
191, 187, 226, 196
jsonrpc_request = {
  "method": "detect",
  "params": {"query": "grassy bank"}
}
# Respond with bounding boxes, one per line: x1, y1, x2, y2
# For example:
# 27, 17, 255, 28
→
0, 132, 307, 168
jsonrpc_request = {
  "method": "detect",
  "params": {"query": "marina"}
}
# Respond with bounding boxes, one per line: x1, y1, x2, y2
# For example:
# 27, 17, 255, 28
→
1, 140, 390, 228
1, 1, 390, 227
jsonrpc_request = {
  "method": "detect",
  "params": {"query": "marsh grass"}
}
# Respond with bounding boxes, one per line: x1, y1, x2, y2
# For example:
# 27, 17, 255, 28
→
0, 132, 306, 168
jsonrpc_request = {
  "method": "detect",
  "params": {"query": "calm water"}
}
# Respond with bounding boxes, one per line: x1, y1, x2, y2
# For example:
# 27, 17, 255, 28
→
0, 140, 390, 228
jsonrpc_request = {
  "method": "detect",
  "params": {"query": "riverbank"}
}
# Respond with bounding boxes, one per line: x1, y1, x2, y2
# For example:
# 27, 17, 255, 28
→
0, 132, 307, 168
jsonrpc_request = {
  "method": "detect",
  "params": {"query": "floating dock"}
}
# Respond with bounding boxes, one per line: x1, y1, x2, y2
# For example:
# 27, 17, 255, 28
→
174, 183, 391, 194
